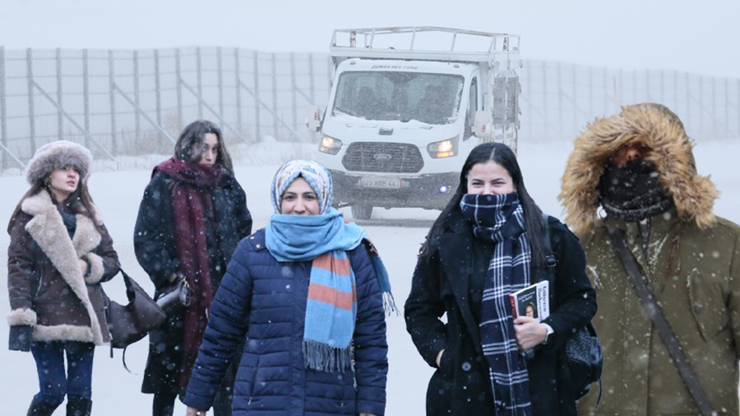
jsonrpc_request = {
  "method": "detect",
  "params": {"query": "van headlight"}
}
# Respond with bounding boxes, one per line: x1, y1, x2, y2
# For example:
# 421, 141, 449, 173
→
427, 137, 458, 158
319, 136, 342, 155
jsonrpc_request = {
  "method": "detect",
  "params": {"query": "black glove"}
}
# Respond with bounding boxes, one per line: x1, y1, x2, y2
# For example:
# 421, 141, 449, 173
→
9, 325, 33, 352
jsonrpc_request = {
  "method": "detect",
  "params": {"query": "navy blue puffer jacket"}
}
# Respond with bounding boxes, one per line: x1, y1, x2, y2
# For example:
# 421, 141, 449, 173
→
183, 229, 388, 415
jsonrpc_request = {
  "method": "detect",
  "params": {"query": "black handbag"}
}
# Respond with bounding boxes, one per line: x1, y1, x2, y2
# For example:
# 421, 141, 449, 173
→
565, 323, 603, 400
104, 269, 167, 349
539, 213, 603, 402
155, 274, 192, 316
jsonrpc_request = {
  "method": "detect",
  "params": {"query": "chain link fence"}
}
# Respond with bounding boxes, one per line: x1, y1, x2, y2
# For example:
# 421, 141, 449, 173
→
1, 46, 738, 171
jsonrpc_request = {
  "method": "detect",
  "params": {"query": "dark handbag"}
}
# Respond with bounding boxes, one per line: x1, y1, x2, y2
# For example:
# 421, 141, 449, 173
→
565, 323, 603, 400
539, 213, 603, 402
104, 269, 167, 349
156, 274, 192, 316
607, 225, 716, 416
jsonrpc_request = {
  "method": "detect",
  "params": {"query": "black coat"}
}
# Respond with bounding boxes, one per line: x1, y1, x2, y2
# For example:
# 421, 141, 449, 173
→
405, 211, 597, 416
134, 169, 252, 394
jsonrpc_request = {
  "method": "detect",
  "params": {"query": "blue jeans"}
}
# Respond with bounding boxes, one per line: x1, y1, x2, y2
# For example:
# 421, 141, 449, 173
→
31, 341, 95, 406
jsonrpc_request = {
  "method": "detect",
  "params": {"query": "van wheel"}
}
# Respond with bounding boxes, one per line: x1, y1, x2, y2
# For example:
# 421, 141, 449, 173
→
351, 205, 373, 220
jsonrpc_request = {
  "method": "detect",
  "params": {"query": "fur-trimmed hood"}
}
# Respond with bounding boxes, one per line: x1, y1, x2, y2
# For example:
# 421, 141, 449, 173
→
559, 104, 719, 235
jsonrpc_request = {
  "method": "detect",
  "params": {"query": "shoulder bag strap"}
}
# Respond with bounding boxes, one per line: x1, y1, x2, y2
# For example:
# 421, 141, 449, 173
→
606, 225, 715, 416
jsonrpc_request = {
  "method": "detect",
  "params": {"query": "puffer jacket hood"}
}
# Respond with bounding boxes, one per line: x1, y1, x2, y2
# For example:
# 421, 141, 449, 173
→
559, 103, 719, 234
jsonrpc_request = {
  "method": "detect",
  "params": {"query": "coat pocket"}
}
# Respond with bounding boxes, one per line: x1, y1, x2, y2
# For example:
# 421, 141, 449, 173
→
687, 268, 730, 342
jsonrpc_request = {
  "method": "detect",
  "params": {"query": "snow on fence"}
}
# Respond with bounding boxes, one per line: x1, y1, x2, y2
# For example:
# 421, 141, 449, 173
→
0, 46, 738, 171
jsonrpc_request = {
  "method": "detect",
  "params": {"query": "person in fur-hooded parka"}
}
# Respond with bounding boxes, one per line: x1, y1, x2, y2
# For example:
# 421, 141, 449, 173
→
560, 104, 740, 416
7, 140, 120, 416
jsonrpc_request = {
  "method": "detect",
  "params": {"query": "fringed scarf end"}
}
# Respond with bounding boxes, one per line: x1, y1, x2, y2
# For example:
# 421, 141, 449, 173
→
303, 340, 353, 373
383, 292, 398, 316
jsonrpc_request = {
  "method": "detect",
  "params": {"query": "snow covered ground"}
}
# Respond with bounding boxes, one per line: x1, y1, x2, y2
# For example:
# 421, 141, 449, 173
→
0, 139, 738, 415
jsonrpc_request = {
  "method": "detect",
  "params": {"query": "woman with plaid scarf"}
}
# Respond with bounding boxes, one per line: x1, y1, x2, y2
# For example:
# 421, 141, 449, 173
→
405, 142, 597, 416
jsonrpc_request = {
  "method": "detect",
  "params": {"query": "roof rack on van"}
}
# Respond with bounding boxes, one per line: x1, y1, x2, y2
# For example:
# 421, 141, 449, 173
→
330, 27, 520, 64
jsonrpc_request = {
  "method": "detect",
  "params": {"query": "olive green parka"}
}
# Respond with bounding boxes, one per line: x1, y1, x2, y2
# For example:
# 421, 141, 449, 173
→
560, 104, 740, 416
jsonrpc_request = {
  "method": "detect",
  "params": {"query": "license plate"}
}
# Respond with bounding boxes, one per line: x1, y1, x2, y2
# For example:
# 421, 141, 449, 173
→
361, 177, 402, 189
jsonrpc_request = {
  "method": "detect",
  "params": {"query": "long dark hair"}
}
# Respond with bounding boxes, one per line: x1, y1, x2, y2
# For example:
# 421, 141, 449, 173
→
174, 120, 234, 172
8, 171, 99, 234
419, 142, 547, 267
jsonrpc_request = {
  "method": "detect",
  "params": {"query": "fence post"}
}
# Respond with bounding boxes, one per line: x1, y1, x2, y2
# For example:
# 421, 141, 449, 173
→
253, 51, 261, 140
633, 69, 637, 104
176, 48, 182, 129
0, 46, 6, 169
197, 47, 203, 119
56, 48, 63, 141
525, 59, 532, 138
108, 50, 117, 155
134, 50, 140, 149
83, 49, 90, 149
674, 70, 678, 111
686, 72, 691, 130
726, 78, 730, 139
291, 53, 297, 133
699, 76, 704, 135
541, 60, 547, 140
217, 47, 224, 117
712, 76, 716, 137
234, 48, 242, 133
309, 54, 316, 106
588, 65, 593, 118
557, 62, 562, 136
645, 69, 651, 102
572, 64, 577, 136
618, 68, 623, 110
272, 53, 278, 138
27, 48, 36, 151
154, 49, 162, 140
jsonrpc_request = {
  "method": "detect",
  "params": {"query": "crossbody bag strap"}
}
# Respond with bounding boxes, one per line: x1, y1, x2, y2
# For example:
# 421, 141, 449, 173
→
606, 225, 715, 416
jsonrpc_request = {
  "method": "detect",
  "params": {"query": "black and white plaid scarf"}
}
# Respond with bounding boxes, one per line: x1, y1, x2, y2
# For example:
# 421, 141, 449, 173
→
460, 192, 532, 416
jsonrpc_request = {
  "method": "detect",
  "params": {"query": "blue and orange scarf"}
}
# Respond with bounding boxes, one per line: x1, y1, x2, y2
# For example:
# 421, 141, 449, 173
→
266, 208, 393, 372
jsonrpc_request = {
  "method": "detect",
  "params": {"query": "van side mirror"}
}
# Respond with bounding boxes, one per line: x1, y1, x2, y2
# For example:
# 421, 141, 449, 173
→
305, 105, 321, 133
473, 111, 492, 140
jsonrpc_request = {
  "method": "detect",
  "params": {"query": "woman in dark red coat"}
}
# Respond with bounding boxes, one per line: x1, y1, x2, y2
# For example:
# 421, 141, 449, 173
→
7, 140, 120, 416
134, 120, 252, 416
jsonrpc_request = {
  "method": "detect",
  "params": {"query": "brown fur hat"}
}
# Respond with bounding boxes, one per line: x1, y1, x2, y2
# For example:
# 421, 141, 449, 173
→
559, 103, 719, 235
25, 140, 93, 185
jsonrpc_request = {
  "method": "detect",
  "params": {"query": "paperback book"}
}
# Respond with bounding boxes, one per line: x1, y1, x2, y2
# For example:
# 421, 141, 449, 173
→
509, 281, 549, 321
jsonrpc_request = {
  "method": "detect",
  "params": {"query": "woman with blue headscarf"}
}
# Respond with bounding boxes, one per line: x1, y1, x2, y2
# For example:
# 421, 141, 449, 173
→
183, 160, 392, 416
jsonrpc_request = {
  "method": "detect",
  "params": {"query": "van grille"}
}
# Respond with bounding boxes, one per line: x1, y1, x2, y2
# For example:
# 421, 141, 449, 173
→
342, 142, 424, 173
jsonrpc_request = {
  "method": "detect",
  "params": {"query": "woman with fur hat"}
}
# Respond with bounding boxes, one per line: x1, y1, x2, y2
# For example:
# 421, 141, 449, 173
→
182, 160, 390, 416
560, 103, 740, 415
134, 120, 252, 416
7, 140, 120, 416
405, 142, 596, 416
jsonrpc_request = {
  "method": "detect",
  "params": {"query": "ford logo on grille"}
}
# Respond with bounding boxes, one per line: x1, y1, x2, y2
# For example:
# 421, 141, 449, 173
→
374, 153, 392, 161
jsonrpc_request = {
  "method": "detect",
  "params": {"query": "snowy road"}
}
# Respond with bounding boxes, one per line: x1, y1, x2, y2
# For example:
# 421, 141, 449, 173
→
1, 140, 738, 415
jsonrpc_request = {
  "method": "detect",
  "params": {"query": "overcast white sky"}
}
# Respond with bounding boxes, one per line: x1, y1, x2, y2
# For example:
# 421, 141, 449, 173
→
1, 0, 738, 78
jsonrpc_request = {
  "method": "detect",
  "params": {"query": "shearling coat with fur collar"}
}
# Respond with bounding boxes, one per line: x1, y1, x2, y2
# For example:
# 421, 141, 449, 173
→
560, 105, 740, 415
7, 190, 120, 346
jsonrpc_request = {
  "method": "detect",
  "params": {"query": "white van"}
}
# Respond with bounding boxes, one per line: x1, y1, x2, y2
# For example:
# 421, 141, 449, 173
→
306, 27, 521, 219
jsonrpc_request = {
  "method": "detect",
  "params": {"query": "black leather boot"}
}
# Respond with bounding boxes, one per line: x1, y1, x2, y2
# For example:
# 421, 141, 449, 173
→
66, 398, 92, 416
26, 397, 59, 416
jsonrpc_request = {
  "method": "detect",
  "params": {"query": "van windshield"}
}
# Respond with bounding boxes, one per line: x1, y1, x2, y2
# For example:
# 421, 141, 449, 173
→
332, 71, 464, 125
